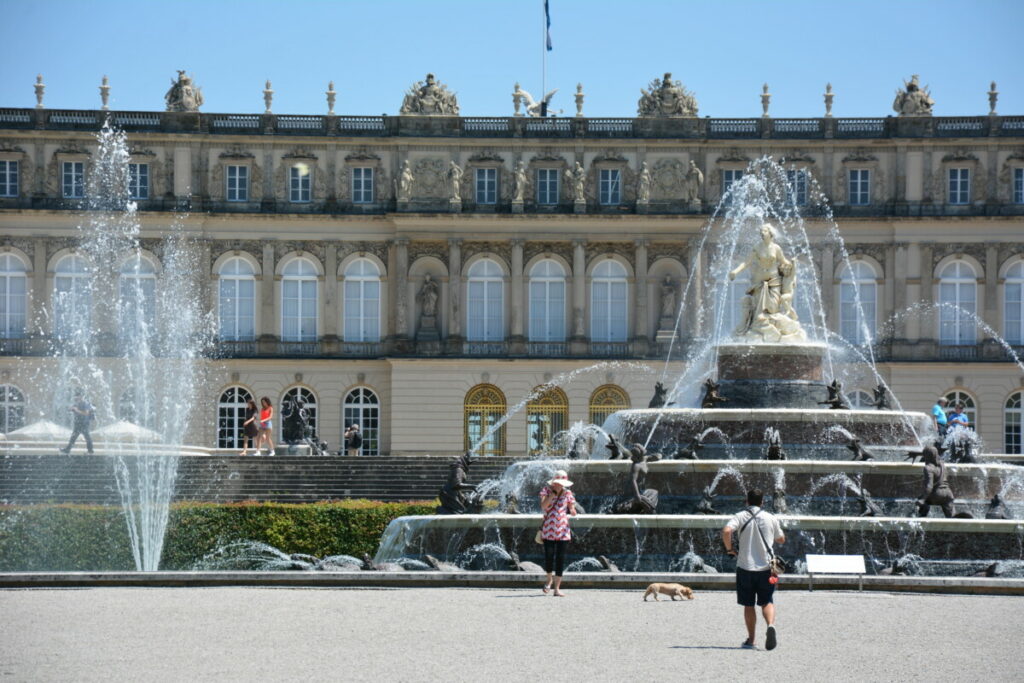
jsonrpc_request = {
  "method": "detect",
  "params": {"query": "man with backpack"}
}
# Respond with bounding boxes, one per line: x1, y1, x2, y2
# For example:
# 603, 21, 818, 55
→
721, 488, 786, 651
344, 423, 363, 456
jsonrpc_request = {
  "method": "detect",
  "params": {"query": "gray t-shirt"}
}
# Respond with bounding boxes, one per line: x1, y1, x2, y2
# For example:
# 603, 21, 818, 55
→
726, 506, 783, 571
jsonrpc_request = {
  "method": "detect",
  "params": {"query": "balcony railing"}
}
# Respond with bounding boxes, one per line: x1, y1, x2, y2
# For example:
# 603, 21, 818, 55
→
463, 341, 509, 357
216, 340, 259, 358
340, 341, 383, 357
527, 341, 568, 357
589, 341, 630, 357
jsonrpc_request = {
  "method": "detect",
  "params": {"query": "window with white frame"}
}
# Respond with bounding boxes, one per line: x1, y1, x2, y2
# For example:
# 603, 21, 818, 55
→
53, 254, 91, 340
62, 161, 85, 198
786, 169, 808, 206
536, 168, 559, 205
1014, 168, 1023, 204
591, 260, 627, 342
475, 168, 497, 204
1006, 391, 1023, 455
280, 386, 317, 442
944, 390, 977, 427
839, 261, 877, 345
1004, 261, 1024, 345
217, 386, 253, 449
118, 255, 157, 346
599, 169, 621, 205
0, 384, 25, 434
218, 257, 256, 341
528, 259, 566, 342
344, 387, 380, 455
226, 165, 249, 202
281, 258, 318, 342
721, 169, 744, 205
467, 259, 504, 342
352, 167, 374, 204
0, 254, 28, 339
938, 261, 977, 345
343, 258, 381, 342
289, 165, 311, 203
947, 168, 970, 205
128, 163, 149, 200
0, 160, 19, 197
848, 169, 870, 205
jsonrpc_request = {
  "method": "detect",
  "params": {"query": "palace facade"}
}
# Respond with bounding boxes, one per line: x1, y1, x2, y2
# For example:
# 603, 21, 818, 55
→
1, 73, 1023, 455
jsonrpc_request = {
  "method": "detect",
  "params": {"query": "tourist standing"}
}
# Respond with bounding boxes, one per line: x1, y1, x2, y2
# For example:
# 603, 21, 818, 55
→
539, 470, 577, 597
256, 396, 275, 456
239, 398, 259, 455
948, 402, 970, 429
722, 489, 785, 650
931, 397, 949, 437
60, 389, 95, 455
344, 424, 362, 456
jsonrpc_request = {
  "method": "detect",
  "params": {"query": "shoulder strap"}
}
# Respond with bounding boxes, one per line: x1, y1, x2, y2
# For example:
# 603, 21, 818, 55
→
750, 513, 776, 560
739, 507, 760, 534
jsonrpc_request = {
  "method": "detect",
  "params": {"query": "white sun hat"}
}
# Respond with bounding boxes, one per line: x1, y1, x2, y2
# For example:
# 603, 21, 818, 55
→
547, 470, 574, 488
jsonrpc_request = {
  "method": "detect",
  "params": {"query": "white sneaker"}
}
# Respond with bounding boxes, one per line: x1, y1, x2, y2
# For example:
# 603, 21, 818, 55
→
268, 450, 275, 456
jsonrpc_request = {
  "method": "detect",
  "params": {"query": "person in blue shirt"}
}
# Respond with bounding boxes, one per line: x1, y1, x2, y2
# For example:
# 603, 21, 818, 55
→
931, 397, 948, 437
948, 402, 970, 429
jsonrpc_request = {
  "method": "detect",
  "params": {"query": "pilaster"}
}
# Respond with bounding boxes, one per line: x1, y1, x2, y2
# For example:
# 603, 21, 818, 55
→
570, 239, 587, 354
509, 239, 525, 353
633, 239, 650, 351
260, 243, 275, 340
446, 238, 463, 351
323, 243, 339, 340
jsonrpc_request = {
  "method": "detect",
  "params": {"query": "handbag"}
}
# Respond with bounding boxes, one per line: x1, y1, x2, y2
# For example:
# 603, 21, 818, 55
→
741, 507, 787, 576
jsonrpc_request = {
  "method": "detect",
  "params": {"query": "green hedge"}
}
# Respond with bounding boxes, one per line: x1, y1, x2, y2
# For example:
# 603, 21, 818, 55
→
0, 500, 435, 572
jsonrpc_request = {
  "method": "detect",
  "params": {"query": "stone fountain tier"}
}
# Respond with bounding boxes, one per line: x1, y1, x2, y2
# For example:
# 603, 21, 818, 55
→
715, 342, 836, 409
611, 408, 933, 452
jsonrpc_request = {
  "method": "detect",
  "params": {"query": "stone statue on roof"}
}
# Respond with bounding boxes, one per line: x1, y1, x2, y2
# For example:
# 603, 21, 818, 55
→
637, 73, 698, 117
165, 71, 204, 112
892, 74, 934, 116
400, 73, 459, 115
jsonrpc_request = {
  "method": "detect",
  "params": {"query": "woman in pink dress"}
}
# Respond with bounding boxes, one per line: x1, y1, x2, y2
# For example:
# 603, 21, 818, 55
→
539, 469, 577, 596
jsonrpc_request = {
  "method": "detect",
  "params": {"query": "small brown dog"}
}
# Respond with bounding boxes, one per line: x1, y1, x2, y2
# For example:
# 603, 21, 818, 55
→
643, 583, 695, 601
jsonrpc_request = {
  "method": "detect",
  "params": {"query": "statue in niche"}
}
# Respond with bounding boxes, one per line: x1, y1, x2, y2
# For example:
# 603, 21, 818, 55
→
397, 161, 414, 201
914, 446, 957, 518
446, 161, 463, 202
164, 70, 204, 112
820, 379, 851, 410
701, 378, 729, 409
659, 275, 677, 319
728, 223, 808, 343
436, 452, 483, 514
872, 384, 891, 410
892, 74, 934, 116
610, 443, 660, 514
637, 73, 699, 117
637, 162, 652, 202
684, 160, 703, 203
400, 73, 459, 115
512, 161, 527, 202
418, 274, 440, 317
648, 382, 674, 409
565, 162, 586, 202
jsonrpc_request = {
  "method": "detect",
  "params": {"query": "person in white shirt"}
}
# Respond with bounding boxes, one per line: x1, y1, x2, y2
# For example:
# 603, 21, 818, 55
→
722, 488, 786, 651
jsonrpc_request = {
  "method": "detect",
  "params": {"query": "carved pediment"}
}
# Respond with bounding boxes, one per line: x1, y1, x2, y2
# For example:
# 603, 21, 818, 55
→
942, 150, 979, 163
0, 142, 27, 154
344, 150, 381, 162
219, 145, 254, 160
283, 147, 317, 160
55, 142, 90, 156
593, 149, 628, 164
468, 150, 504, 163
529, 150, 566, 163
718, 148, 749, 163
779, 150, 815, 164
842, 150, 877, 163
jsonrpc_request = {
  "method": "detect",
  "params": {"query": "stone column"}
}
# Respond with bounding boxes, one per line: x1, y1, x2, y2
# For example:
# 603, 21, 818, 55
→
633, 239, 650, 353
323, 243, 339, 343
29, 238, 47, 338
393, 239, 409, 345
919, 243, 935, 343
173, 146, 192, 199
260, 243, 275, 341
570, 239, 587, 354
984, 243, 998, 342
884, 244, 898, 339
447, 238, 462, 352
509, 240, 525, 350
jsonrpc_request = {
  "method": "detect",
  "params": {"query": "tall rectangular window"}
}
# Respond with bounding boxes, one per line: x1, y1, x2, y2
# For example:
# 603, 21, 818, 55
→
475, 168, 497, 204
352, 167, 374, 204
948, 168, 970, 205
289, 165, 311, 203
848, 169, 870, 205
599, 169, 621, 205
536, 168, 559, 205
721, 169, 743, 204
1014, 168, 1023, 204
128, 163, 149, 200
786, 169, 807, 206
62, 161, 85, 198
0, 160, 19, 197
226, 165, 248, 202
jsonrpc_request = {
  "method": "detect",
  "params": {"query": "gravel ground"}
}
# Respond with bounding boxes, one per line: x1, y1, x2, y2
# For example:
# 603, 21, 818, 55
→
1, 587, 1022, 682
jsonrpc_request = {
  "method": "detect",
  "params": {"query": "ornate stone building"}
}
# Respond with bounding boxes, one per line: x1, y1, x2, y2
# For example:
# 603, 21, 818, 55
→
1, 74, 1023, 455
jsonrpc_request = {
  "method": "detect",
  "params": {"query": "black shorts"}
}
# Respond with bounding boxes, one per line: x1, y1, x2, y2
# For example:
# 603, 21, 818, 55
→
736, 567, 775, 606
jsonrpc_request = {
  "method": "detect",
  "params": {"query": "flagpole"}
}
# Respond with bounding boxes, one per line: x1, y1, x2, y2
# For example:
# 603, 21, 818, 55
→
541, 0, 546, 116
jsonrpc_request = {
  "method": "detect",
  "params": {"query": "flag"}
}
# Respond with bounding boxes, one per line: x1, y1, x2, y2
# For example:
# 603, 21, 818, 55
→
545, 0, 553, 51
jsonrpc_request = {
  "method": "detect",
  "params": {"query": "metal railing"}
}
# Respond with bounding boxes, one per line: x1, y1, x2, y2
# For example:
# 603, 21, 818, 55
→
589, 341, 630, 357
527, 341, 568, 357
463, 341, 509, 356
340, 341, 383, 357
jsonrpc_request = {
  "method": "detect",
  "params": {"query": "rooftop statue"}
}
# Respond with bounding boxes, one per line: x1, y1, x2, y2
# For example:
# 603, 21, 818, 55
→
400, 73, 459, 115
728, 223, 808, 343
637, 73, 699, 117
164, 70, 204, 112
892, 74, 934, 116
513, 83, 559, 117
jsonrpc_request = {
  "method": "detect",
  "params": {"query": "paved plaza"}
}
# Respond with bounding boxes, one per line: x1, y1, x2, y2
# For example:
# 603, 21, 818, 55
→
2, 586, 1022, 681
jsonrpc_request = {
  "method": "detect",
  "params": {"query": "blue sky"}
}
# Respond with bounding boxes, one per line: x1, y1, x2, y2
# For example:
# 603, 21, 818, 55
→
2, 0, 1021, 118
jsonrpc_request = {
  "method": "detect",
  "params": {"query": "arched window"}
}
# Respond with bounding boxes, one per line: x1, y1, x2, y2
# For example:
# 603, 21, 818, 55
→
0, 254, 28, 339
591, 260, 627, 342
464, 384, 506, 456
589, 384, 630, 427
0, 384, 25, 433
839, 261, 877, 346
281, 387, 317, 442
467, 259, 504, 342
1004, 261, 1024, 345
118, 254, 157, 346
848, 389, 874, 409
217, 386, 253, 449
528, 259, 566, 342
527, 386, 568, 456
937, 261, 977, 345
218, 257, 255, 341
281, 258, 318, 342
344, 387, 380, 456
119, 388, 155, 429
1006, 391, 1023, 454
53, 254, 91, 340
343, 258, 381, 342
944, 390, 977, 427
